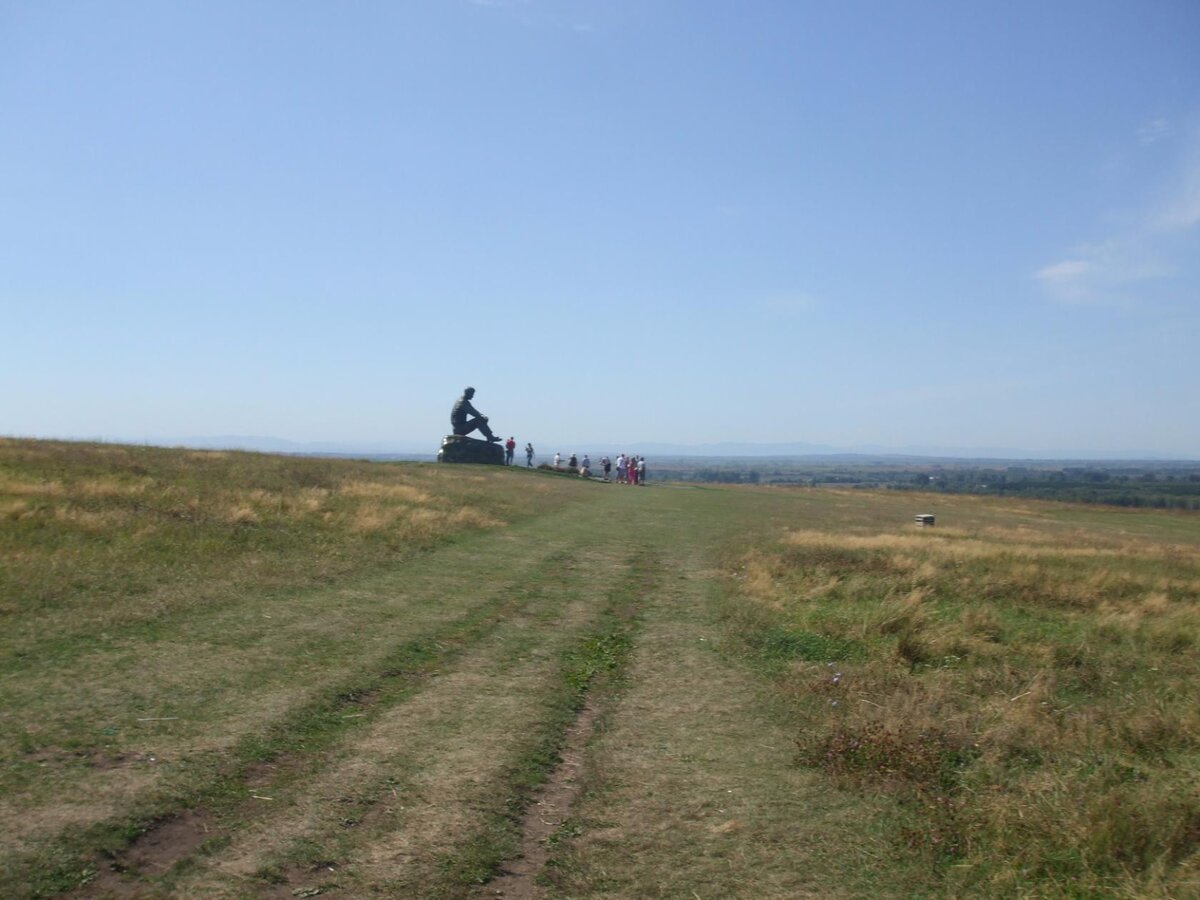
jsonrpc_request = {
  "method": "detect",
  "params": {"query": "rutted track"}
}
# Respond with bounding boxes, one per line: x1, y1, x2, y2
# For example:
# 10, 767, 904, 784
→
21, 478, 922, 899
58, 530, 657, 898
477, 552, 652, 899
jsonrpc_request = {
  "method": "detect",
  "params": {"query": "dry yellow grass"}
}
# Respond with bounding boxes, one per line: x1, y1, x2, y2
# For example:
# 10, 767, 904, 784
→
338, 479, 432, 504
728, 496, 1200, 895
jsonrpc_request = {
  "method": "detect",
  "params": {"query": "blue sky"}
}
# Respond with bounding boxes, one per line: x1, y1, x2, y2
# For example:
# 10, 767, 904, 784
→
3, 1, 1198, 456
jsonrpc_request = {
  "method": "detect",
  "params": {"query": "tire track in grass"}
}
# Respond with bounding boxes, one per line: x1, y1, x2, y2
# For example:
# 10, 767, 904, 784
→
540, 536, 933, 900
149, 547, 648, 897
462, 549, 655, 899
328, 547, 657, 897
2, 537, 557, 870
34, 537, 589, 899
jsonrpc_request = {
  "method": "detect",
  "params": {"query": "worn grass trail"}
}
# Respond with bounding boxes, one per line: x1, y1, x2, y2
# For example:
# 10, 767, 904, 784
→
15, 459, 1192, 898
537, 486, 933, 899
11, 472, 938, 899
166, 541, 639, 897
16, 475, 919, 899
12, 478, 674, 898
4, 529, 580, 871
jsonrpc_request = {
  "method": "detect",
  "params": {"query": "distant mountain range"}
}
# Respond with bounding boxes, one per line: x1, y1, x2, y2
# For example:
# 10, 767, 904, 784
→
122, 435, 1196, 463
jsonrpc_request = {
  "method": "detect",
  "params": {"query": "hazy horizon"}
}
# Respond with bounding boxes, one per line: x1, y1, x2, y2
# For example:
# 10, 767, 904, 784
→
5, 431, 1196, 464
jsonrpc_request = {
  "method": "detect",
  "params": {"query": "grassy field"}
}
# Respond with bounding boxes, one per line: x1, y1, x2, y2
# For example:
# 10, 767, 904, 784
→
2, 438, 1198, 898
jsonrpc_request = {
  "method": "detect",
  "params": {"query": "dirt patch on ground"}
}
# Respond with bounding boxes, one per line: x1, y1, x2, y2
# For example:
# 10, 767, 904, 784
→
257, 861, 340, 899
73, 809, 214, 898
123, 810, 213, 874
482, 697, 602, 899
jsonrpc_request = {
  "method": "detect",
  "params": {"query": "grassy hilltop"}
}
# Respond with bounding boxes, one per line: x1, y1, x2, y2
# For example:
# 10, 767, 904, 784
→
1, 438, 1198, 898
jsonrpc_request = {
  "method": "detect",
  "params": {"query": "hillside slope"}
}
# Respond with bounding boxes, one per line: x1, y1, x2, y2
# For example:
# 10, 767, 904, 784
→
2, 440, 1197, 898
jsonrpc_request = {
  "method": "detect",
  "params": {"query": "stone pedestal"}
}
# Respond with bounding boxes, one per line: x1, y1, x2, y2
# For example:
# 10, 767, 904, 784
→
437, 435, 505, 465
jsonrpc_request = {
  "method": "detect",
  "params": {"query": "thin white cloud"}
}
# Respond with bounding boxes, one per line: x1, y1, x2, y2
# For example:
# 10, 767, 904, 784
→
1035, 240, 1173, 305
1036, 120, 1198, 305
1034, 257, 1099, 305
1137, 118, 1173, 145
1035, 260, 1091, 282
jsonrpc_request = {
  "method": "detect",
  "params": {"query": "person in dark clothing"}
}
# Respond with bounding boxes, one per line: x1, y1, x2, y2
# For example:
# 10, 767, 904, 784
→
450, 387, 499, 441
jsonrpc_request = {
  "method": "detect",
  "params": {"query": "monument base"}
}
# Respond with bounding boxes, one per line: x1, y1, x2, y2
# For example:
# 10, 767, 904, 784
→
437, 435, 505, 465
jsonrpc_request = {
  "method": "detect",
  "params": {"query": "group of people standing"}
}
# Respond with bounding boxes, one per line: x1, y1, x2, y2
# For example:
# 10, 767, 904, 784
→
500, 439, 647, 484
611, 453, 646, 485
546, 452, 647, 484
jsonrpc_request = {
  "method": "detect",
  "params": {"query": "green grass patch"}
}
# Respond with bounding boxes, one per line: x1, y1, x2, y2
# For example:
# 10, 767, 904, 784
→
744, 623, 865, 667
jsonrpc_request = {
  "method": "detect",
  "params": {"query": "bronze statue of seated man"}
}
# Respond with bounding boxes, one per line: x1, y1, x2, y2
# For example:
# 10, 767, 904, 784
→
451, 387, 500, 442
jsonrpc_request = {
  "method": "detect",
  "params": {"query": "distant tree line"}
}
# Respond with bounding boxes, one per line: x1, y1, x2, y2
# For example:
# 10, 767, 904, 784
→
653, 466, 761, 484
648, 459, 1200, 510
891, 467, 1200, 510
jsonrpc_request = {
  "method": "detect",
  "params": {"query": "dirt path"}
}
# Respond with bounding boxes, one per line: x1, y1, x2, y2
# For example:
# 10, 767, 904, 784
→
51, 483, 927, 899
522, 488, 933, 898
481, 696, 601, 899
66, 490, 657, 898
537, 541, 897, 897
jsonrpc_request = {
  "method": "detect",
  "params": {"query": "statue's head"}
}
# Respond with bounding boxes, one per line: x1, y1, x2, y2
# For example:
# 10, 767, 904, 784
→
464, 386, 475, 398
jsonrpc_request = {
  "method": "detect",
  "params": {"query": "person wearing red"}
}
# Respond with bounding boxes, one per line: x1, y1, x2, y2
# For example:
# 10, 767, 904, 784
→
504, 436, 516, 465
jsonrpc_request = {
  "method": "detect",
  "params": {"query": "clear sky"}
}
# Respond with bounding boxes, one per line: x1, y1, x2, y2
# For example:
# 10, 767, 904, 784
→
3, 1, 1198, 457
